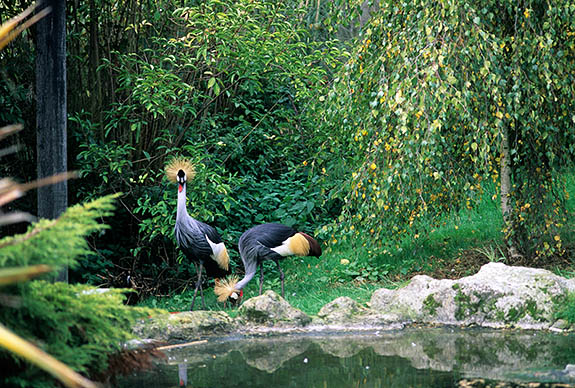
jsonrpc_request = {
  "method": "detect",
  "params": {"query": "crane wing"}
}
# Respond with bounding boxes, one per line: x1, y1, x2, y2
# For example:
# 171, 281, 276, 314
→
249, 223, 297, 248
196, 221, 229, 271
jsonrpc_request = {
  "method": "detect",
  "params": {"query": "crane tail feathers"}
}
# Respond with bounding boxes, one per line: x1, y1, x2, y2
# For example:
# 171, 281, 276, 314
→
214, 276, 239, 302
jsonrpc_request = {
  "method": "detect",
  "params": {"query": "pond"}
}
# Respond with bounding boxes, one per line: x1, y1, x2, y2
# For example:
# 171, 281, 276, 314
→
117, 327, 575, 387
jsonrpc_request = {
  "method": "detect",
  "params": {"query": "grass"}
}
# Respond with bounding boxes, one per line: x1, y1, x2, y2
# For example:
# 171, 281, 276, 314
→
554, 292, 575, 325
138, 174, 575, 316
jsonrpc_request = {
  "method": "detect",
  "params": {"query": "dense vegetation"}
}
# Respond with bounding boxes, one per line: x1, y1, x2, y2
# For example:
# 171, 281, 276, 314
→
1, 0, 575, 385
0, 193, 156, 387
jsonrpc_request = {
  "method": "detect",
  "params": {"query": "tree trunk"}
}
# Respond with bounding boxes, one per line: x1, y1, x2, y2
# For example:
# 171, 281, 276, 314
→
36, 0, 68, 282
500, 123, 522, 260
88, 0, 102, 127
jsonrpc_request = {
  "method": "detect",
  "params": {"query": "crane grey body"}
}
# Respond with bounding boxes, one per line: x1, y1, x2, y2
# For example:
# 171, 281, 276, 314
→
235, 223, 321, 298
175, 169, 229, 310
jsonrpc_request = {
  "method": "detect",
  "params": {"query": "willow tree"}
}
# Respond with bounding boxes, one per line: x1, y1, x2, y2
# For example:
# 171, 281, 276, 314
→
314, 0, 575, 261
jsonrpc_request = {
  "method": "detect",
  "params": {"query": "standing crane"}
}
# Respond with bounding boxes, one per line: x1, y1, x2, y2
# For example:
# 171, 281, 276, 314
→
166, 158, 230, 310
214, 223, 321, 304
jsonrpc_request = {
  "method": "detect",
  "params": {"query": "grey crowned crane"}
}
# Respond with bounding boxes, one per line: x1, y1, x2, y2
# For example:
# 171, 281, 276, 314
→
214, 223, 321, 304
165, 158, 230, 310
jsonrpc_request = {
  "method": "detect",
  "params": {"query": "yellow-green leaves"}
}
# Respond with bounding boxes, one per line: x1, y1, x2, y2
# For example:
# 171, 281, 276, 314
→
313, 0, 575, 258
0, 3, 50, 51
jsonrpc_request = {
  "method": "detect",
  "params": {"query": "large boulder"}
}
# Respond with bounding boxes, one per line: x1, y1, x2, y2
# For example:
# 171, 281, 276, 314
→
238, 290, 312, 327
133, 310, 235, 342
315, 296, 403, 328
371, 262, 575, 329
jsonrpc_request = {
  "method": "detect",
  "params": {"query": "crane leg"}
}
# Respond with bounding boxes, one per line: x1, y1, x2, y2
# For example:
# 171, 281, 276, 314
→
190, 263, 204, 311
200, 278, 205, 308
259, 265, 264, 295
275, 260, 285, 298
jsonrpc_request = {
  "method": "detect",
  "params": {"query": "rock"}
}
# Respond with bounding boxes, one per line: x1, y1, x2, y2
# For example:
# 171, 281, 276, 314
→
551, 319, 571, 331
239, 290, 311, 327
371, 262, 575, 329
317, 297, 370, 322
133, 311, 234, 342
316, 296, 401, 327
564, 364, 575, 377
133, 264, 575, 343
123, 338, 160, 350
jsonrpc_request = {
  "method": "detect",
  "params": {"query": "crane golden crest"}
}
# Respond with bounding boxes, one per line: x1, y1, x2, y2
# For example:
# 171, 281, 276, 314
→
165, 157, 196, 183
214, 276, 240, 302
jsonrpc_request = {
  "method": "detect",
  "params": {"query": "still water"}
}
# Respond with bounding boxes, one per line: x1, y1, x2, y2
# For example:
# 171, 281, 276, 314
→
117, 327, 575, 387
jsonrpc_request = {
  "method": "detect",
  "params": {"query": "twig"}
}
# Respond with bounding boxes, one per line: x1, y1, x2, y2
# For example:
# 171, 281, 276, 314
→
0, 124, 23, 141
155, 340, 208, 351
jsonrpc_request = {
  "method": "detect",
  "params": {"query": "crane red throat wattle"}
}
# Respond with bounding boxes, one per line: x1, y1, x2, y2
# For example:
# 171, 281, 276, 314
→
178, 184, 183, 193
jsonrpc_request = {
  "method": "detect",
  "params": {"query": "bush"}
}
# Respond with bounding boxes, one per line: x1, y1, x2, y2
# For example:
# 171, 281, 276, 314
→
67, 0, 345, 292
0, 196, 156, 387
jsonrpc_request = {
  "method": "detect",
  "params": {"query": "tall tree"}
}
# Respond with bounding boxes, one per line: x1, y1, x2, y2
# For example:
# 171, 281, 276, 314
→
315, 0, 575, 261
36, 0, 68, 281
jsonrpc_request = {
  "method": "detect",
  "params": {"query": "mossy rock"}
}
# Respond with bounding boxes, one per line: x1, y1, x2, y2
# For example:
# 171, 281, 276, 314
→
133, 310, 235, 342
315, 296, 399, 327
370, 263, 575, 329
238, 290, 311, 327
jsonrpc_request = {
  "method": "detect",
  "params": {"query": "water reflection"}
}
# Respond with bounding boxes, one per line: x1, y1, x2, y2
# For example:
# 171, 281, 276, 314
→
117, 328, 575, 387
178, 363, 187, 387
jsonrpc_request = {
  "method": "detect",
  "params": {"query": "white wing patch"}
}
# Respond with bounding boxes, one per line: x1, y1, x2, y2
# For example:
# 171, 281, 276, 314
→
270, 238, 293, 256
271, 233, 310, 257
206, 234, 229, 270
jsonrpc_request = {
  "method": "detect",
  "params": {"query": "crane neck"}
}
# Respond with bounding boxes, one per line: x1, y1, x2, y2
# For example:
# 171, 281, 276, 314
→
235, 259, 258, 290
176, 182, 189, 220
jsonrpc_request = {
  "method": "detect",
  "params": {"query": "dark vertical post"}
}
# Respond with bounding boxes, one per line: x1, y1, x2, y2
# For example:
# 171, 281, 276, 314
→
36, 0, 68, 282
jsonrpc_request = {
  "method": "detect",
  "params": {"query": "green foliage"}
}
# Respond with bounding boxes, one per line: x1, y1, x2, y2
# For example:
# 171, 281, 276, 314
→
0, 195, 118, 269
0, 195, 158, 387
2, 283, 153, 381
554, 293, 575, 325
312, 0, 575, 260
66, 0, 346, 291
76, 0, 343, 184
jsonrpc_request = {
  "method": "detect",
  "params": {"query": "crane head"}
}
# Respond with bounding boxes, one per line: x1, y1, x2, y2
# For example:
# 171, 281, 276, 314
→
300, 232, 322, 257
214, 276, 242, 305
177, 170, 186, 192
165, 157, 195, 185
229, 289, 243, 306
